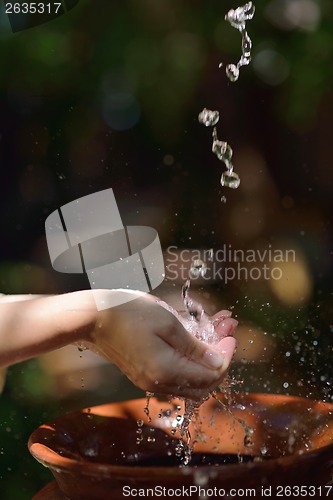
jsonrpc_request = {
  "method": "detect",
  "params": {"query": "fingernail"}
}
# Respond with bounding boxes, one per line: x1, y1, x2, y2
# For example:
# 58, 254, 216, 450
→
203, 349, 225, 369
219, 310, 232, 318
213, 317, 238, 338
225, 318, 238, 335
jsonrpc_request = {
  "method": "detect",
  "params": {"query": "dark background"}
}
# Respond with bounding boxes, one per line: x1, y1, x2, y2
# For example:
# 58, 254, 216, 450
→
0, 0, 332, 497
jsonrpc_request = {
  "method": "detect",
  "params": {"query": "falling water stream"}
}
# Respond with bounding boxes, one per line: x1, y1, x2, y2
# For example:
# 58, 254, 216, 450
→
178, 259, 213, 465
139, 2, 256, 466
198, 1, 255, 198
177, 258, 254, 465
225, 1, 255, 82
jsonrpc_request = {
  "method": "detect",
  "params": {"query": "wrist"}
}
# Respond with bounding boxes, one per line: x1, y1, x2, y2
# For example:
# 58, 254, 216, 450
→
43, 291, 99, 346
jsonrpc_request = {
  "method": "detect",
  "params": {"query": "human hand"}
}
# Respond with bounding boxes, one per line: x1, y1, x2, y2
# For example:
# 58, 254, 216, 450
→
87, 291, 237, 400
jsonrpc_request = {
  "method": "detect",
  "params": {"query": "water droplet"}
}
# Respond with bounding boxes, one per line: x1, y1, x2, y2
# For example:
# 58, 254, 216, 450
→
190, 259, 207, 278
244, 436, 254, 447
225, 1, 255, 31
260, 445, 268, 456
221, 195, 227, 203
198, 108, 220, 127
226, 64, 240, 82
242, 32, 252, 58
225, 2, 255, 82
137, 419, 144, 427
245, 426, 254, 436
212, 138, 233, 163
212, 140, 228, 160
239, 55, 251, 67
220, 170, 240, 189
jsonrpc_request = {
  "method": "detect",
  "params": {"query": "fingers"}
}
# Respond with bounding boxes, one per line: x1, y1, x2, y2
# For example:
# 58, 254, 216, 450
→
211, 309, 232, 319
213, 336, 237, 375
152, 309, 237, 399
211, 309, 238, 340
152, 335, 237, 397
212, 317, 238, 341
114, 296, 238, 400
158, 314, 237, 370
154, 338, 237, 400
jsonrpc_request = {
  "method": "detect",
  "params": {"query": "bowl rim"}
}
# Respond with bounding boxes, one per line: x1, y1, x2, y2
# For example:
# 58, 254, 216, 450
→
28, 392, 333, 477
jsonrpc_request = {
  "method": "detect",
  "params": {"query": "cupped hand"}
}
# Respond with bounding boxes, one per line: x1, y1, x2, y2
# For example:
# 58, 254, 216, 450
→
88, 291, 237, 400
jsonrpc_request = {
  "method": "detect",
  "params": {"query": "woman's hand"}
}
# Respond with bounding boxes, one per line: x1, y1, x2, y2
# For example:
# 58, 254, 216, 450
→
87, 291, 237, 400
0, 289, 237, 400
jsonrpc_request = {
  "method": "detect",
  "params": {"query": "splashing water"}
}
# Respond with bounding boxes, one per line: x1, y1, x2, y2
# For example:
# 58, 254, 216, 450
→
212, 127, 240, 190
197, 4, 255, 196
141, 3, 257, 464
140, 264, 248, 466
221, 170, 241, 189
177, 258, 226, 464
141, 263, 216, 465
198, 108, 220, 127
212, 130, 233, 166
136, 419, 144, 445
226, 64, 240, 82
198, 109, 241, 193
181, 259, 218, 343
225, 1, 255, 30
224, 1, 255, 82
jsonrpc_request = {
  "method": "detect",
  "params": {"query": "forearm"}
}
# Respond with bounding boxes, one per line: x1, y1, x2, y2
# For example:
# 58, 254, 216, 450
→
0, 291, 98, 368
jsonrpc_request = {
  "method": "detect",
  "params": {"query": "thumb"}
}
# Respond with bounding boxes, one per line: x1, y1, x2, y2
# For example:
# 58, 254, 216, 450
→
187, 335, 237, 372
162, 320, 236, 371
212, 336, 237, 373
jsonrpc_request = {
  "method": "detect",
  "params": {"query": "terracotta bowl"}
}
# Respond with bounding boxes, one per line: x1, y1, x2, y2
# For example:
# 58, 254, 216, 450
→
28, 393, 333, 499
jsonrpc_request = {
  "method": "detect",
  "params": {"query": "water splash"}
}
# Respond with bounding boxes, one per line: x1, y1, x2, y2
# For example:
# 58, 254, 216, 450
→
143, 392, 154, 423
177, 258, 225, 464
226, 64, 240, 82
225, 1, 255, 30
181, 260, 206, 322
212, 131, 233, 167
212, 127, 240, 190
198, 108, 220, 127
181, 259, 218, 344
136, 419, 144, 445
197, 4, 255, 199
221, 170, 240, 189
138, 5, 256, 461
212, 381, 254, 454
197, 110, 240, 193
225, 1, 255, 82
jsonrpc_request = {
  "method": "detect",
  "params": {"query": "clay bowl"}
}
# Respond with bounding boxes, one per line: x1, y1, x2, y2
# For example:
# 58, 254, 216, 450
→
29, 393, 333, 499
